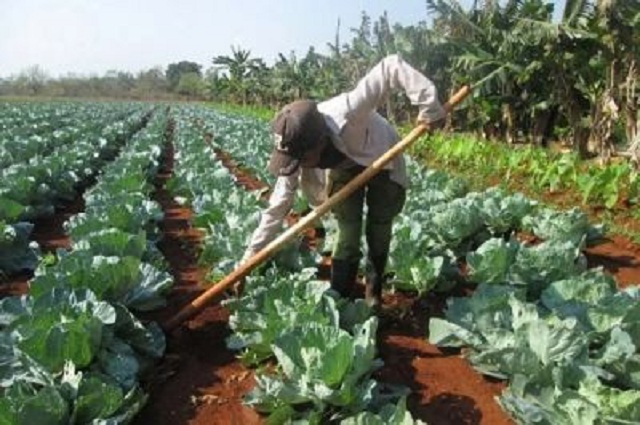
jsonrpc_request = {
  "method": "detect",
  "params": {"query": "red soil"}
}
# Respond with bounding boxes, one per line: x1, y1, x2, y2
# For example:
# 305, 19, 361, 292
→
585, 235, 640, 289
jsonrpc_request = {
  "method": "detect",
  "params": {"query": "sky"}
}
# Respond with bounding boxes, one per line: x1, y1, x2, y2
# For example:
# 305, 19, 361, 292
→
0, 0, 563, 79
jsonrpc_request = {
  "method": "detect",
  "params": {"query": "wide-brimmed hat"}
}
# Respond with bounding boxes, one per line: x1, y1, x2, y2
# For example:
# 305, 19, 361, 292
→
268, 100, 328, 176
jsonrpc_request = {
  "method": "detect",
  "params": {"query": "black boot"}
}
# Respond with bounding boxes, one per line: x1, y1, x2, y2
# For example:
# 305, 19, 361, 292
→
331, 259, 359, 299
365, 255, 387, 308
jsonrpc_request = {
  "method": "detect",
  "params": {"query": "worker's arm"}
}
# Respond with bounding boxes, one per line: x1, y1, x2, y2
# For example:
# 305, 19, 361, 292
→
344, 54, 446, 124
240, 173, 299, 263
241, 167, 327, 264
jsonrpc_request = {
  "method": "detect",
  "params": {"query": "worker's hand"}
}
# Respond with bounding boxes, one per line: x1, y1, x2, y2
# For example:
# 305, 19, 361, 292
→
229, 254, 252, 297
417, 117, 446, 132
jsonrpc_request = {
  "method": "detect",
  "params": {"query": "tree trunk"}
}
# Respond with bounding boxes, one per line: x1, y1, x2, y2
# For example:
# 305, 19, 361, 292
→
531, 109, 552, 147
590, 63, 620, 163
626, 104, 638, 145
567, 100, 590, 158
502, 103, 516, 144
590, 89, 619, 163
629, 111, 640, 170
560, 79, 590, 157
624, 59, 637, 145
445, 86, 455, 131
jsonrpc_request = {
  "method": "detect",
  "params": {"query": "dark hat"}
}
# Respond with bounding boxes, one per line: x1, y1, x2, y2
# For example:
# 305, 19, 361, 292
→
268, 100, 328, 176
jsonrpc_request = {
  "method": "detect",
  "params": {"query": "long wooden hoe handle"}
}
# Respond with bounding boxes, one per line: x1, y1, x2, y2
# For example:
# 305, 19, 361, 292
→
163, 85, 472, 332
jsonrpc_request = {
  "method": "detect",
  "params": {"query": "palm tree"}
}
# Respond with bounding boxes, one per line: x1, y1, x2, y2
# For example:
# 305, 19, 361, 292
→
271, 52, 307, 103
213, 46, 262, 105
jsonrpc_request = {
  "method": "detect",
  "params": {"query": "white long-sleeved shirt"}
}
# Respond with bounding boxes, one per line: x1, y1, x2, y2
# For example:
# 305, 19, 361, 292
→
242, 54, 444, 261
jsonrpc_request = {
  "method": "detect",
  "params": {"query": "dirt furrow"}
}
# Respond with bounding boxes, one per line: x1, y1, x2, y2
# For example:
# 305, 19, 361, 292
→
135, 121, 260, 425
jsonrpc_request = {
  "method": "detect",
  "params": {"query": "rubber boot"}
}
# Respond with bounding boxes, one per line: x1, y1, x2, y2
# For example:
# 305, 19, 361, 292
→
331, 259, 359, 299
365, 255, 387, 309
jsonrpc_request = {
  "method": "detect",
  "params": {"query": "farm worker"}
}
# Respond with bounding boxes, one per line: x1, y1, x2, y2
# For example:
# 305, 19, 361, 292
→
241, 54, 445, 308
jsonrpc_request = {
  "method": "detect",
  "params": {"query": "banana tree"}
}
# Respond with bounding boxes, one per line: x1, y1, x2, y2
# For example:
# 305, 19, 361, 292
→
213, 46, 263, 105
426, 0, 554, 144
519, 0, 638, 159
592, 0, 639, 160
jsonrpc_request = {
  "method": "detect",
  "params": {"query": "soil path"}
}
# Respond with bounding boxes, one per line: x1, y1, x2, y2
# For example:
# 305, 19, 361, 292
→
135, 124, 260, 425
586, 235, 640, 289
376, 287, 511, 425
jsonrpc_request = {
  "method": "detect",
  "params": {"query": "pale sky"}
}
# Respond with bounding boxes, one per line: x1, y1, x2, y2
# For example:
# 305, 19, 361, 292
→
0, 0, 563, 78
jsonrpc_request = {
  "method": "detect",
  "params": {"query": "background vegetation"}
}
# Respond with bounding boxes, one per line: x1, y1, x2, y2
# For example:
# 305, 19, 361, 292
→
1, 0, 638, 162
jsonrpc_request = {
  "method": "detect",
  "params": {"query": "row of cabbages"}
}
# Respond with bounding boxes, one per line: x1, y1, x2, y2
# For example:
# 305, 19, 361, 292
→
0, 102, 150, 279
356, 156, 639, 424
0, 107, 173, 424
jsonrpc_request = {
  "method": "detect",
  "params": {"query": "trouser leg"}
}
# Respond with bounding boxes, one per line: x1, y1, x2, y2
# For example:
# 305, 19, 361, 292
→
327, 167, 405, 304
330, 259, 359, 298
328, 167, 365, 297
364, 172, 406, 307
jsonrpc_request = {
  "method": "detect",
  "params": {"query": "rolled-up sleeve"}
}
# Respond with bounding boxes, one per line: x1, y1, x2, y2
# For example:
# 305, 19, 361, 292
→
344, 54, 446, 124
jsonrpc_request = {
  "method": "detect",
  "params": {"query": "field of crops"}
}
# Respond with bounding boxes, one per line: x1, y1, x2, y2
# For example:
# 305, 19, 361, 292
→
2, 100, 640, 425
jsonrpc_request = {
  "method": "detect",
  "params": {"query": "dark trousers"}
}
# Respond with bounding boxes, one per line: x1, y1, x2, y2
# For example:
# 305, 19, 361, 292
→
327, 166, 406, 264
